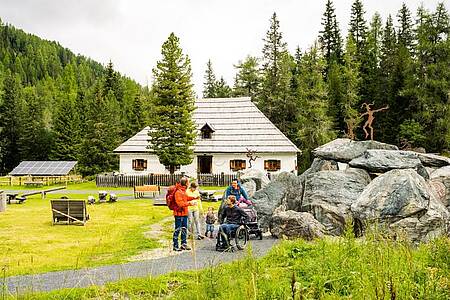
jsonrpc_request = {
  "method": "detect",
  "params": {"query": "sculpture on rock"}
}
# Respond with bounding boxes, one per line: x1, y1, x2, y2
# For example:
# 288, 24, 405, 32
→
246, 148, 260, 168
360, 103, 388, 140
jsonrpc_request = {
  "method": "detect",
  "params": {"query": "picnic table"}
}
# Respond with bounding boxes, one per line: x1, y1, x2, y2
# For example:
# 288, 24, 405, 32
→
6, 193, 26, 204
24, 181, 44, 187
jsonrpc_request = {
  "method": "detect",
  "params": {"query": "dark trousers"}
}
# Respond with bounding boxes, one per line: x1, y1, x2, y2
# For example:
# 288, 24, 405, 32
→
173, 216, 188, 248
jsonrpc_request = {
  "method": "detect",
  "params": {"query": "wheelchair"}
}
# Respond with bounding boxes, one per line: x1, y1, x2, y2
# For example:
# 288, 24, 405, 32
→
216, 222, 249, 251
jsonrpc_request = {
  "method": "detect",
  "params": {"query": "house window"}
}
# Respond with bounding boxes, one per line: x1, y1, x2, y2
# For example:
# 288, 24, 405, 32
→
264, 160, 281, 171
132, 159, 147, 171
230, 159, 246, 171
200, 123, 214, 139
202, 130, 211, 139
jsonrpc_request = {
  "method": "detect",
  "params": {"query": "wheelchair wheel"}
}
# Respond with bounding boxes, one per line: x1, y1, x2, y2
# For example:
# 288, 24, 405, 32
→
235, 226, 248, 250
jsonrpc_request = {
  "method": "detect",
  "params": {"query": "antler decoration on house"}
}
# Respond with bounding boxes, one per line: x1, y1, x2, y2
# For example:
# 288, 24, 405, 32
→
360, 102, 389, 140
246, 148, 260, 168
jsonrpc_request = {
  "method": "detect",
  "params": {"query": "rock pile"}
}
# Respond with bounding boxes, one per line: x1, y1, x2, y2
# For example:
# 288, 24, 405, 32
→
252, 138, 450, 243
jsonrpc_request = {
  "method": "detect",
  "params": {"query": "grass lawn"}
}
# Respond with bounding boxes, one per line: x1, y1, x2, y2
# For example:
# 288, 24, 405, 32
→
23, 235, 450, 300
0, 193, 169, 277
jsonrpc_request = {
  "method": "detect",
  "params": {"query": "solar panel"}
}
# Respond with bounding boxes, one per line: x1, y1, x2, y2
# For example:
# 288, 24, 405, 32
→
9, 161, 77, 176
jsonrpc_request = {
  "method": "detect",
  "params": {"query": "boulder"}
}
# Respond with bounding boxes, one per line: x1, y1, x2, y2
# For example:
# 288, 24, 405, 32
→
270, 210, 326, 240
303, 158, 338, 176
414, 152, 450, 168
430, 166, 450, 179
429, 166, 450, 209
250, 172, 304, 231
349, 150, 423, 173
301, 168, 371, 235
313, 138, 398, 162
240, 168, 270, 191
351, 169, 449, 243
241, 180, 257, 198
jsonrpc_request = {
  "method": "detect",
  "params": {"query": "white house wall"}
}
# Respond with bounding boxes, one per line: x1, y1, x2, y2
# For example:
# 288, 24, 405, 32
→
119, 152, 297, 175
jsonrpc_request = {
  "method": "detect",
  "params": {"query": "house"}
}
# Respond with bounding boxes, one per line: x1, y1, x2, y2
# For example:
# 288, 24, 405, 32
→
114, 97, 300, 175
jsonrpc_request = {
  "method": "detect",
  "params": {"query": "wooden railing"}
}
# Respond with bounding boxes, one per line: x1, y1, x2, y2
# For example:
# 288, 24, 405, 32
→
0, 175, 82, 186
96, 173, 236, 187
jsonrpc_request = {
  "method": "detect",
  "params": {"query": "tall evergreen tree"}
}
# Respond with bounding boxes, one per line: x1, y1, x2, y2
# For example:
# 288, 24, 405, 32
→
408, 4, 450, 151
51, 95, 81, 161
232, 56, 261, 99
319, 0, 343, 67
348, 0, 368, 57
397, 3, 415, 52
259, 13, 297, 139
341, 37, 362, 139
20, 86, 52, 160
203, 59, 217, 98
215, 77, 232, 98
0, 74, 24, 173
296, 44, 336, 171
149, 33, 196, 174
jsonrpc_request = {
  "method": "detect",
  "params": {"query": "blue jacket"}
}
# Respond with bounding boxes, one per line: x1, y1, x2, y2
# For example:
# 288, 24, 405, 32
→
225, 183, 249, 202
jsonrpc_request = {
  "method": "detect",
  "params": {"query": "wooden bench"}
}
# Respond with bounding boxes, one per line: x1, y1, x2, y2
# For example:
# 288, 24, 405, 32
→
51, 199, 89, 225
134, 185, 160, 199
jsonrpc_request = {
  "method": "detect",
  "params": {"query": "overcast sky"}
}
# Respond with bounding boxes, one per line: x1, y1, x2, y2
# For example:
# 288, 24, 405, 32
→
1, 0, 447, 95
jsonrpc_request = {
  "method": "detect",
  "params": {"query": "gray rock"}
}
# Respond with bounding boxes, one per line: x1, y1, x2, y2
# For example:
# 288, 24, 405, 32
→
313, 138, 398, 162
430, 166, 450, 208
349, 150, 422, 173
270, 210, 326, 240
303, 158, 338, 175
301, 168, 371, 235
240, 168, 271, 191
241, 180, 257, 198
351, 169, 449, 243
414, 152, 450, 167
250, 172, 304, 231
430, 166, 450, 179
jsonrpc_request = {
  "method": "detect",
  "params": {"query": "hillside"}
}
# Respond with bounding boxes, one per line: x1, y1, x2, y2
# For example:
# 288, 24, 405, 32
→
0, 19, 150, 175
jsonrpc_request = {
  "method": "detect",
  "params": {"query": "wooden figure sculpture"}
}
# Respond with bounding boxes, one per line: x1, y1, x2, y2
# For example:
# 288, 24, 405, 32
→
360, 102, 389, 140
246, 148, 260, 168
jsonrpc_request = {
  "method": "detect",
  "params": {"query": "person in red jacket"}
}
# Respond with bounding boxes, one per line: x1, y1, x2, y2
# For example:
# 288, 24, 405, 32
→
173, 177, 196, 251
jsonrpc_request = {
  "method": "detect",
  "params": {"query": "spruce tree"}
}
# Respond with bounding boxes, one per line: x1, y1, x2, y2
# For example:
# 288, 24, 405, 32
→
20, 86, 52, 160
149, 33, 196, 174
341, 36, 362, 140
215, 77, 232, 98
259, 13, 297, 139
233, 56, 261, 99
51, 95, 81, 161
397, 3, 415, 52
296, 44, 336, 171
0, 74, 24, 173
319, 0, 343, 67
362, 13, 384, 120
348, 0, 368, 57
203, 59, 217, 98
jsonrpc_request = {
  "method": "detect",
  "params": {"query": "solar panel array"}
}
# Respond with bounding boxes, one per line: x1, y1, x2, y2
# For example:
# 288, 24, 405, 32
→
10, 161, 77, 176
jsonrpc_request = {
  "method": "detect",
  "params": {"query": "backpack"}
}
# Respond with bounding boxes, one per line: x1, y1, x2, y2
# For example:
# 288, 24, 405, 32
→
166, 185, 179, 211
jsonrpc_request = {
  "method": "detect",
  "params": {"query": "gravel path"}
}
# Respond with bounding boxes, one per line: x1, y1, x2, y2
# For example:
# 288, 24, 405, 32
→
5, 237, 278, 294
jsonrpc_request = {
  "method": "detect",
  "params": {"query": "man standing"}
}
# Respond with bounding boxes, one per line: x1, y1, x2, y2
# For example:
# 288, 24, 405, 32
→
173, 177, 196, 251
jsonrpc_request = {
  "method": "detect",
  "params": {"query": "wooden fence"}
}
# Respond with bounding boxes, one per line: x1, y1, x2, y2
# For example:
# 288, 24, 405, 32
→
0, 175, 82, 186
96, 173, 236, 187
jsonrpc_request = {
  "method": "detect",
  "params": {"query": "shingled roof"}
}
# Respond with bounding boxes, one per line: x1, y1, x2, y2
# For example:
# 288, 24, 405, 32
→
114, 97, 300, 154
